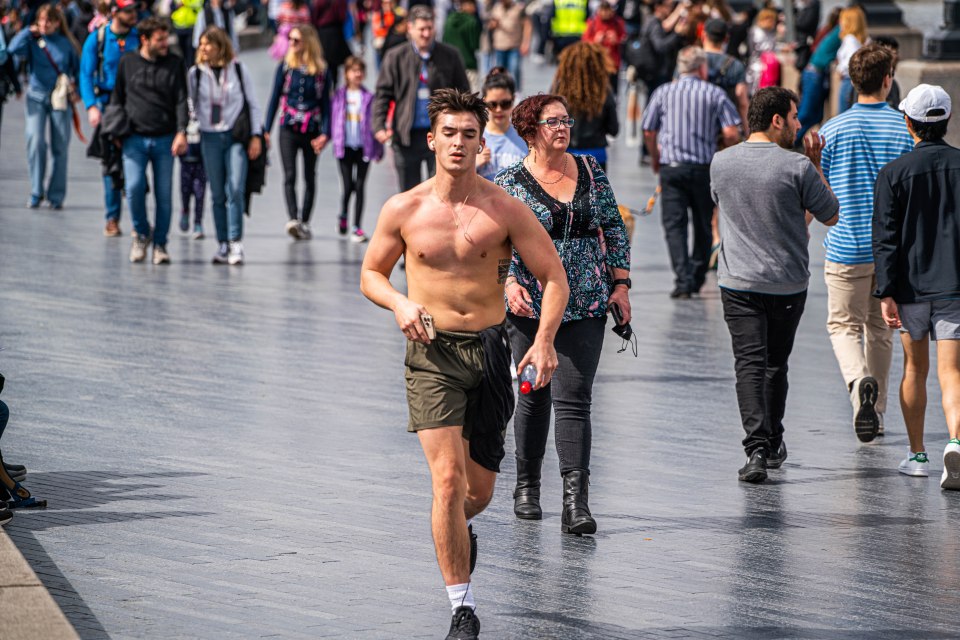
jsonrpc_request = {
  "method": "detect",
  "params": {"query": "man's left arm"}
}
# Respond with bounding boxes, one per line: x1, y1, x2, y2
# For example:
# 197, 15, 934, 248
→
717, 92, 741, 147
508, 198, 570, 390
872, 168, 902, 327
172, 62, 188, 155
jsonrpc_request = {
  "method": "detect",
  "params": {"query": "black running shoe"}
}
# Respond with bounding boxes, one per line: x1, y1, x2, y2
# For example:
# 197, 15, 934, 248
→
468, 524, 477, 575
854, 377, 880, 443
738, 449, 768, 483
0, 502, 12, 527
446, 606, 480, 640
767, 442, 788, 470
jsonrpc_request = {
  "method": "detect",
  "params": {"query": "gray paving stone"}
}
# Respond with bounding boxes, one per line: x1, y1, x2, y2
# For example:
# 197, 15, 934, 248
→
1, 27, 959, 640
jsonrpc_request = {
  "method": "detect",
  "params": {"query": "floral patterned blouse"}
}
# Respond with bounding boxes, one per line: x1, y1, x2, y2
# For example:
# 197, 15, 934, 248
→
495, 154, 631, 323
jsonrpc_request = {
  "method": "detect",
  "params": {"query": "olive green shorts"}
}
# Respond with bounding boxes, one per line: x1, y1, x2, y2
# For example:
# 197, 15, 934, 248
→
404, 324, 515, 472
405, 330, 485, 436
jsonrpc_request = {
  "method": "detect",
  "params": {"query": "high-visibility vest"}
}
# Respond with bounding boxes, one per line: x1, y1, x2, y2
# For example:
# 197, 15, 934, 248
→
171, 0, 204, 29
551, 0, 588, 38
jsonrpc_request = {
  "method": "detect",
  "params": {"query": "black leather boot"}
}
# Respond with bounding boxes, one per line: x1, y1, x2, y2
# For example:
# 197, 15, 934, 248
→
561, 469, 597, 535
513, 457, 543, 520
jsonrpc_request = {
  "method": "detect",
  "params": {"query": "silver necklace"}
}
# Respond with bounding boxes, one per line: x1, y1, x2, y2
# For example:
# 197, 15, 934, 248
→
526, 153, 569, 185
434, 180, 481, 242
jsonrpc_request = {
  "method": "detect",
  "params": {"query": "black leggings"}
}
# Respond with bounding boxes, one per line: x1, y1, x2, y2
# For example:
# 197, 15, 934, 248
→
338, 146, 370, 228
279, 127, 318, 222
506, 314, 606, 474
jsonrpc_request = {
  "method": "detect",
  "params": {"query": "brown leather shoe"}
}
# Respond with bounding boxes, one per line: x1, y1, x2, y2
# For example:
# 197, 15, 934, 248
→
104, 219, 122, 237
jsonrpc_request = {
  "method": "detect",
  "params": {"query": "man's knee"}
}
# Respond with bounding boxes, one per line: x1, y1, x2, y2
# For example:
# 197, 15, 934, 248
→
465, 483, 494, 512
432, 463, 467, 505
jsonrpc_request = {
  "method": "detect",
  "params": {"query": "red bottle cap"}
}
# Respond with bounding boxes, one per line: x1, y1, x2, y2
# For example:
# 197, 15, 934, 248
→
519, 381, 532, 395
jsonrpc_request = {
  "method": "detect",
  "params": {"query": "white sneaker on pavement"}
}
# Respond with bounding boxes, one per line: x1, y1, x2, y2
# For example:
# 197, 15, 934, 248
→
228, 241, 244, 265
899, 451, 930, 477
941, 440, 960, 490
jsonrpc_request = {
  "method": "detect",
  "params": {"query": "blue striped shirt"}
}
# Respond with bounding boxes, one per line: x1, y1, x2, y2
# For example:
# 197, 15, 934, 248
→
641, 76, 741, 165
819, 102, 913, 264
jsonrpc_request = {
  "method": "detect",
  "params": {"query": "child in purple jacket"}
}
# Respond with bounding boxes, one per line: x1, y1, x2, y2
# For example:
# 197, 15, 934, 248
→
331, 56, 383, 242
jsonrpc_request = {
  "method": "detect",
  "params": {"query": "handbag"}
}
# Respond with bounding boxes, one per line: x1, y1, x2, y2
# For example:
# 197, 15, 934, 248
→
231, 61, 252, 145
37, 37, 87, 143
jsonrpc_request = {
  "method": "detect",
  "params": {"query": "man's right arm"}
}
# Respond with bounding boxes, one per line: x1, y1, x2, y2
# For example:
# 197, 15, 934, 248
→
79, 31, 98, 111
360, 196, 432, 343
372, 51, 396, 139
110, 55, 126, 109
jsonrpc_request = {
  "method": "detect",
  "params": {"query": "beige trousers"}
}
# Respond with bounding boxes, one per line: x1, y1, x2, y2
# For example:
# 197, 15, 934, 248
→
824, 261, 893, 414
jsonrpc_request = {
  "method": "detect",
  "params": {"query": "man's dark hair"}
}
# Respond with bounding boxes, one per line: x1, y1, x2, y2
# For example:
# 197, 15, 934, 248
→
907, 116, 949, 142
137, 16, 170, 42
873, 35, 900, 51
512, 93, 569, 142
428, 89, 489, 133
747, 87, 799, 134
848, 43, 893, 96
409, 4, 433, 22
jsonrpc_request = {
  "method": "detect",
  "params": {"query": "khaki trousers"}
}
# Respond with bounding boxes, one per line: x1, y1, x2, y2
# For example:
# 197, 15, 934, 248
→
824, 261, 893, 414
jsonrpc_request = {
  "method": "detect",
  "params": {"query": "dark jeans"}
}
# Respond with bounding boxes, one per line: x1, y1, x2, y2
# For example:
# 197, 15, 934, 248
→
279, 127, 319, 222
507, 314, 606, 474
338, 146, 370, 228
660, 163, 713, 293
721, 288, 807, 456
796, 67, 828, 143
393, 129, 435, 192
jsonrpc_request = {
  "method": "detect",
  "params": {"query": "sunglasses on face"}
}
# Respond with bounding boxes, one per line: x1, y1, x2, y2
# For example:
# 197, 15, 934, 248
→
289, 37, 301, 44
538, 116, 575, 129
485, 99, 513, 111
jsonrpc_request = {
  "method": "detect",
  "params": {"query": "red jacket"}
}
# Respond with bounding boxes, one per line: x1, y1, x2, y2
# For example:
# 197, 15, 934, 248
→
583, 15, 626, 70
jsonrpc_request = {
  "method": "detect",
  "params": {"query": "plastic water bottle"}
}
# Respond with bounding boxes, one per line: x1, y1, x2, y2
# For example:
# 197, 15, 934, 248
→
519, 365, 537, 395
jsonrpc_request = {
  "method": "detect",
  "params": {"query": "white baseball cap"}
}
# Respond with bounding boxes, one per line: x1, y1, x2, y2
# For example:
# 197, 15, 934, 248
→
899, 84, 952, 123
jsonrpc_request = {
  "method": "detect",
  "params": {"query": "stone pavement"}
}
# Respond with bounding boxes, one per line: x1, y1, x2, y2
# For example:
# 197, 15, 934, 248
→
1, 40, 959, 640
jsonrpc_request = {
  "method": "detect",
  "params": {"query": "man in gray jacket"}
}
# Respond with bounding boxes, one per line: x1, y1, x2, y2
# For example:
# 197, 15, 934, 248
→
710, 87, 839, 484
373, 5, 470, 192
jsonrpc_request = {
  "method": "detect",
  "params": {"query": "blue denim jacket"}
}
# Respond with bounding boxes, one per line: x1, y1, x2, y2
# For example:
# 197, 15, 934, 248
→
7, 30, 79, 99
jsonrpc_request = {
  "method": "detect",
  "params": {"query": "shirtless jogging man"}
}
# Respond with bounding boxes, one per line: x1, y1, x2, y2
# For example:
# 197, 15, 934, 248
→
360, 89, 569, 640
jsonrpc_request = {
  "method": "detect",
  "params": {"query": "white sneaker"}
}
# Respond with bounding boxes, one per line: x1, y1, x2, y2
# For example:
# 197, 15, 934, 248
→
350, 226, 368, 243
299, 222, 312, 240
898, 451, 930, 477
941, 440, 960, 490
211, 242, 229, 264
285, 219, 303, 240
228, 241, 244, 265
877, 412, 885, 437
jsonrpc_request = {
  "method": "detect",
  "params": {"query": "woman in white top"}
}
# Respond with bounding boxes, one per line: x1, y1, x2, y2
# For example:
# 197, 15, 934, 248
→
477, 67, 527, 182
835, 6, 867, 114
189, 26, 263, 265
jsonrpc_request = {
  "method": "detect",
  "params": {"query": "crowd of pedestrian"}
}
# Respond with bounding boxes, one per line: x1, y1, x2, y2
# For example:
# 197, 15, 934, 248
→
2, 5, 960, 638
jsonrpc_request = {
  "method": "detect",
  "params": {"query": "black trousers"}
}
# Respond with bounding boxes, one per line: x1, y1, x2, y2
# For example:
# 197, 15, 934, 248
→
393, 129, 435, 192
278, 127, 318, 222
660, 164, 713, 293
721, 288, 807, 456
337, 146, 370, 228
660, 163, 714, 294
507, 314, 606, 474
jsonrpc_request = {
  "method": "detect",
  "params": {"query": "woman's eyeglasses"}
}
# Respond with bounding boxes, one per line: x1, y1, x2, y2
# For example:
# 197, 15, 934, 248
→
485, 99, 513, 111
537, 117, 576, 129
289, 37, 301, 44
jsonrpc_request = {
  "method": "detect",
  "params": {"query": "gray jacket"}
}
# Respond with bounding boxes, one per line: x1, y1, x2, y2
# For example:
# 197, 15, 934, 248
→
373, 41, 470, 147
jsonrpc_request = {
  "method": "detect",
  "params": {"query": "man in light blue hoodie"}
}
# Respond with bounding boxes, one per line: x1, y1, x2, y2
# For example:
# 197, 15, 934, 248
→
79, 0, 138, 237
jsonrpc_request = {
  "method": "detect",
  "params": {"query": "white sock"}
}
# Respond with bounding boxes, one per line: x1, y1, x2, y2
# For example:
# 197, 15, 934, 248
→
446, 582, 476, 612
466, 518, 474, 528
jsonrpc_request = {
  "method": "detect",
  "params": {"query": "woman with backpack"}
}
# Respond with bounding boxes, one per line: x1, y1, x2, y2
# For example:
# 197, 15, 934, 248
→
263, 24, 332, 240
7, 4, 80, 209
189, 26, 263, 265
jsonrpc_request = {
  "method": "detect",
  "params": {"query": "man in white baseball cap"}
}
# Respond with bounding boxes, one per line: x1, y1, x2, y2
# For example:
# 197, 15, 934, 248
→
872, 82, 960, 489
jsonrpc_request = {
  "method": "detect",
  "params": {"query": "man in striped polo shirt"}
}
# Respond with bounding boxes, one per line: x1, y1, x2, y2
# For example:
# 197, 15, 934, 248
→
642, 45, 741, 299
818, 43, 913, 443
